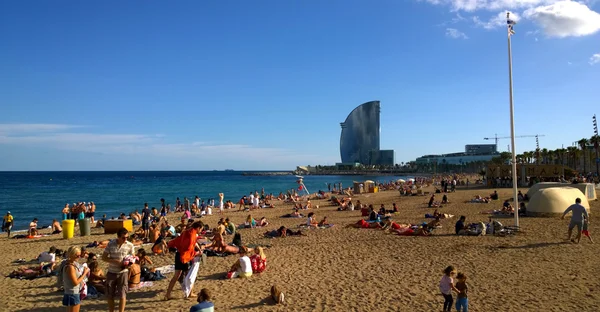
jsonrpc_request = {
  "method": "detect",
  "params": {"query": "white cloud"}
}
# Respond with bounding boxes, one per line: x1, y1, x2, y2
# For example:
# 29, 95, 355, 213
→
473, 11, 521, 29
425, 0, 550, 12
591, 53, 600, 65
523, 1, 600, 37
0, 123, 318, 168
423, 0, 600, 38
446, 28, 469, 38
567, 61, 573, 65
0, 123, 82, 133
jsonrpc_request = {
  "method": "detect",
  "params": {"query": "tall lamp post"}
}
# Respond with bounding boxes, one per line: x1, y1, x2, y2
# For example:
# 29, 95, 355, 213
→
507, 12, 519, 228
593, 114, 599, 176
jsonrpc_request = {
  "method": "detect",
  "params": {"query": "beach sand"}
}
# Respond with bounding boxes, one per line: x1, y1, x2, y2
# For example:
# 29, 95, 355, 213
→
1, 185, 599, 312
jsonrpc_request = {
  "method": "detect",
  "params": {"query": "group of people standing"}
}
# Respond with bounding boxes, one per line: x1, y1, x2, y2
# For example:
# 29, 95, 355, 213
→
62, 202, 96, 224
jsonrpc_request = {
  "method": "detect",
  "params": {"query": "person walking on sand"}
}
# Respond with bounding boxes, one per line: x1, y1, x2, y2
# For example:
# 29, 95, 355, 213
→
62, 246, 89, 312
2, 211, 13, 237
439, 266, 459, 312
102, 228, 135, 312
582, 215, 593, 243
561, 198, 589, 244
455, 272, 469, 312
165, 221, 203, 300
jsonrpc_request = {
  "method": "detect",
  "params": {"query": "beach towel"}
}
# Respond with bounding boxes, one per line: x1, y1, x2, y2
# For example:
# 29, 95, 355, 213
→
181, 257, 200, 298
155, 265, 175, 275
130, 281, 154, 290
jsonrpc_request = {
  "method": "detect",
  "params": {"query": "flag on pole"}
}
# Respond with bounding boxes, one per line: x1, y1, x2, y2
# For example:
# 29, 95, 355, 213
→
507, 18, 517, 36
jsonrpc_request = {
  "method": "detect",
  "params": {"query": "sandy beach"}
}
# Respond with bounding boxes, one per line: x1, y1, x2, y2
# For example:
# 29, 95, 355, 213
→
1, 185, 599, 312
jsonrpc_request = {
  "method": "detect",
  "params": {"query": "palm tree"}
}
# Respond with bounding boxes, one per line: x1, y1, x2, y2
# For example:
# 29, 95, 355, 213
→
567, 146, 578, 170
591, 135, 600, 174
578, 138, 589, 173
547, 149, 555, 165
541, 148, 549, 164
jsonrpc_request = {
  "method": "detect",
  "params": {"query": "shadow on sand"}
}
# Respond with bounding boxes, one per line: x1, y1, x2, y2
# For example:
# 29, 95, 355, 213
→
231, 297, 277, 309
493, 241, 569, 249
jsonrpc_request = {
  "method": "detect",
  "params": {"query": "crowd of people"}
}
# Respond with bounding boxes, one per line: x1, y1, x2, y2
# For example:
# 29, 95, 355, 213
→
3, 178, 595, 311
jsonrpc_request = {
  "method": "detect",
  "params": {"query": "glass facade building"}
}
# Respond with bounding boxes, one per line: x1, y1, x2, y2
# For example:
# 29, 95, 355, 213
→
340, 101, 381, 164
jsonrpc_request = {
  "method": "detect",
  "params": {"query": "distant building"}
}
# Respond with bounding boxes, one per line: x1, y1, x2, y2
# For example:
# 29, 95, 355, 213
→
339, 101, 395, 166
415, 144, 499, 165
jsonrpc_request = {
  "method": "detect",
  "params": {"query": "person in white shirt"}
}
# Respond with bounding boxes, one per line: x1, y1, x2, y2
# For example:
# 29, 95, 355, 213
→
249, 193, 255, 209
38, 246, 57, 263
227, 247, 252, 278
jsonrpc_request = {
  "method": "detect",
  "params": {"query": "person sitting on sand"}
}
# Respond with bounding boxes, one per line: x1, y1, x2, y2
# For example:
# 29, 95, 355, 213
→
127, 257, 141, 289
154, 229, 170, 254
250, 246, 267, 274
307, 212, 319, 228
225, 218, 236, 235
88, 257, 106, 294
318, 216, 330, 227
244, 215, 257, 228
441, 195, 449, 204
226, 247, 252, 279
490, 191, 499, 200
175, 219, 187, 234
502, 200, 513, 212
95, 214, 106, 228
455, 216, 467, 235
428, 195, 441, 208
29, 218, 39, 237
51, 219, 62, 234
190, 288, 215, 312
149, 224, 160, 243
368, 206, 378, 221
38, 246, 57, 264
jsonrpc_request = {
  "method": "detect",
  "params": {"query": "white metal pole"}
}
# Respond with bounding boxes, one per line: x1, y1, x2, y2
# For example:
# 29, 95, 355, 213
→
508, 12, 519, 228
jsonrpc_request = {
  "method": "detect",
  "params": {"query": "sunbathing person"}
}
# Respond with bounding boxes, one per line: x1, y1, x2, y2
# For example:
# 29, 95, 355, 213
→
264, 226, 304, 238
471, 195, 490, 203
283, 208, 304, 218
346, 219, 382, 229
9, 264, 53, 279
257, 217, 269, 227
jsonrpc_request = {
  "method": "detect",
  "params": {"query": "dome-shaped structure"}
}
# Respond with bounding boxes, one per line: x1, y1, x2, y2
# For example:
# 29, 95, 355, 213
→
527, 187, 590, 217
340, 101, 380, 164
527, 182, 596, 201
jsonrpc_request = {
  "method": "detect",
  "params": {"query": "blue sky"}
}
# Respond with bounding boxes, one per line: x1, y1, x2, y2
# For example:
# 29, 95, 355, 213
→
1, 0, 599, 170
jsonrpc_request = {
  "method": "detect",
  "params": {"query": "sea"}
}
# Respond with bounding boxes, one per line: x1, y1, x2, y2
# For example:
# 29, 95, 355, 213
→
0, 171, 411, 231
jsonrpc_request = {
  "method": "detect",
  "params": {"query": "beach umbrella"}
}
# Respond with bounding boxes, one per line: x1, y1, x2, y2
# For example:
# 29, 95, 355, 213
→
397, 179, 406, 183
364, 180, 375, 184
408, 178, 415, 182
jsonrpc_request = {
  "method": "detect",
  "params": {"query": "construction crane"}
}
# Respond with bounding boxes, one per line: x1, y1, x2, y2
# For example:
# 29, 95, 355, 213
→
483, 134, 546, 151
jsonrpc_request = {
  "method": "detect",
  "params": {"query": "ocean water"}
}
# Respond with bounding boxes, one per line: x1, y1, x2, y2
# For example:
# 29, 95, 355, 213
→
0, 171, 410, 230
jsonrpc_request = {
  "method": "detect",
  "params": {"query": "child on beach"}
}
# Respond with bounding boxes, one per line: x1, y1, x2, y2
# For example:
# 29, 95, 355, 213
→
439, 266, 459, 312
455, 272, 468, 312
582, 217, 593, 243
